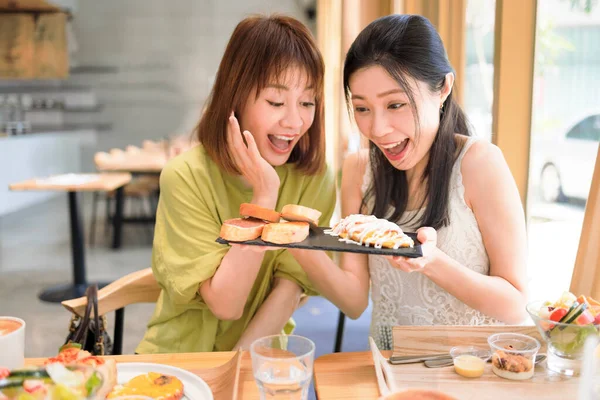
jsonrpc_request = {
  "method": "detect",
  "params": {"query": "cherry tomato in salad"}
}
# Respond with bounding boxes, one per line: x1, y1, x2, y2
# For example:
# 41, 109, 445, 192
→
550, 308, 568, 322
0, 366, 9, 379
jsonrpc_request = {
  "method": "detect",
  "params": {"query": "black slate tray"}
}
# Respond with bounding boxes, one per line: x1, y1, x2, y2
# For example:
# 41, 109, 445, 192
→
216, 227, 423, 258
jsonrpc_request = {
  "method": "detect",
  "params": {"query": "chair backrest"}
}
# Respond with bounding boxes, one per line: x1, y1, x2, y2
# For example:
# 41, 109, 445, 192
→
391, 325, 545, 356
61, 268, 161, 317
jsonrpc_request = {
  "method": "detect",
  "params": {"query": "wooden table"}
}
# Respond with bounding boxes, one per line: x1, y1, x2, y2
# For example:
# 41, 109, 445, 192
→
314, 350, 582, 400
96, 167, 161, 250
315, 351, 385, 399
9, 173, 131, 302
26, 351, 260, 399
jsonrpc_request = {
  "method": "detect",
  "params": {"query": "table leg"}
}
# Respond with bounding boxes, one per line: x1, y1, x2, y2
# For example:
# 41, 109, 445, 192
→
111, 186, 125, 249
38, 191, 108, 303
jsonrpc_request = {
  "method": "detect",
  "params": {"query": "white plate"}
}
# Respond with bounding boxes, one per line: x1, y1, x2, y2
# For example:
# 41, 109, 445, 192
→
116, 362, 213, 400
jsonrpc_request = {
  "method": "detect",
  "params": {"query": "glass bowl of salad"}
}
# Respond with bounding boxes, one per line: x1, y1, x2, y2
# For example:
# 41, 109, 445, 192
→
527, 291, 600, 376
0, 363, 104, 400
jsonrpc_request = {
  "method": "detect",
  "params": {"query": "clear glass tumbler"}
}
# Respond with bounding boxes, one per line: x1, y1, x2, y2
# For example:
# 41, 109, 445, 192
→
250, 334, 315, 400
578, 335, 600, 400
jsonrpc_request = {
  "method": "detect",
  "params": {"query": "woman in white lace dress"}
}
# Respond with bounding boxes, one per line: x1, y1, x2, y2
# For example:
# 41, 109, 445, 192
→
287, 14, 529, 349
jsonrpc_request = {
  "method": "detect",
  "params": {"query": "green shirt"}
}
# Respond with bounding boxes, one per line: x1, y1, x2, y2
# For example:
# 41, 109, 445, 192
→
136, 145, 336, 353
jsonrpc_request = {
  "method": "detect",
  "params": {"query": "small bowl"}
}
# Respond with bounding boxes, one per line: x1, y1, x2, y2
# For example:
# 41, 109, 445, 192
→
488, 333, 540, 380
449, 346, 491, 378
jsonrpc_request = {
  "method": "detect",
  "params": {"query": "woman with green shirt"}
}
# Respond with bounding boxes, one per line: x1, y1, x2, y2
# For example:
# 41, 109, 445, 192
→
136, 15, 336, 354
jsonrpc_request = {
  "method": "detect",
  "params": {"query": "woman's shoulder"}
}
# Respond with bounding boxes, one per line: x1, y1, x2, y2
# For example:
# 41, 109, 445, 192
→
160, 145, 218, 189
459, 137, 505, 174
162, 145, 212, 176
458, 136, 510, 205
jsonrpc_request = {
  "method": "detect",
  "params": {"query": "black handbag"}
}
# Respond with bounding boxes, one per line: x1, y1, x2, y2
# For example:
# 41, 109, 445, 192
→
63, 284, 113, 356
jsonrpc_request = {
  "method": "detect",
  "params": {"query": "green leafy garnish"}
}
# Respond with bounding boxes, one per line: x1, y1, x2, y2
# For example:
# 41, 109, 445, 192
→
85, 372, 102, 396
58, 342, 82, 353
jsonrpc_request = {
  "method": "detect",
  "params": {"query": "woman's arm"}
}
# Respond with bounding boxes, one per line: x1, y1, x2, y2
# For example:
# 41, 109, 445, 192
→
390, 141, 529, 323
200, 115, 282, 321
232, 278, 303, 350
287, 151, 371, 319
198, 212, 272, 321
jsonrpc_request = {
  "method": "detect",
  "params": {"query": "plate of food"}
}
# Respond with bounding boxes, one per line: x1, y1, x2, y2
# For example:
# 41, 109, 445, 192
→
110, 363, 213, 400
0, 363, 105, 399
216, 203, 423, 258
0, 345, 213, 400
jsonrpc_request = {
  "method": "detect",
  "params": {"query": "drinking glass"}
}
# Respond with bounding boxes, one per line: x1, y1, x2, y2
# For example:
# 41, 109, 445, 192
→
578, 335, 600, 400
250, 335, 315, 400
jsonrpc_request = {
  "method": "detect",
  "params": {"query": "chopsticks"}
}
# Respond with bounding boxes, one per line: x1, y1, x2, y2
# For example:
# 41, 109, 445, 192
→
369, 337, 399, 396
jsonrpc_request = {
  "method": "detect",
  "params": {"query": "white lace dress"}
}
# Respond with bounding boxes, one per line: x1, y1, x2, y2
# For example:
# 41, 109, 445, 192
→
363, 138, 501, 350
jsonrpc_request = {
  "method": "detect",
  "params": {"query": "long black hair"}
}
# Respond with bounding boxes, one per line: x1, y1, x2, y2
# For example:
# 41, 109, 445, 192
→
343, 14, 471, 230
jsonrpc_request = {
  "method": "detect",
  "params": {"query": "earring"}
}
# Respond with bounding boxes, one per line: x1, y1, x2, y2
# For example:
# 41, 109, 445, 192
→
440, 102, 445, 114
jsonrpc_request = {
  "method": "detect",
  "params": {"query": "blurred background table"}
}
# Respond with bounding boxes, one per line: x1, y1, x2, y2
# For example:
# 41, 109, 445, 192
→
9, 173, 131, 302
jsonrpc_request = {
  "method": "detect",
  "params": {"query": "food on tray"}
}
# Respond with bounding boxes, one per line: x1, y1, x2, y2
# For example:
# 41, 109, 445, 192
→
537, 292, 600, 329
490, 347, 534, 380
0, 361, 105, 399
239, 203, 281, 223
281, 204, 322, 226
487, 333, 539, 381
261, 222, 310, 244
107, 372, 184, 400
219, 204, 322, 245
43, 343, 117, 399
219, 218, 266, 242
531, 291, 600, 355
325, 214, 414, 249
453, 355, 485, 378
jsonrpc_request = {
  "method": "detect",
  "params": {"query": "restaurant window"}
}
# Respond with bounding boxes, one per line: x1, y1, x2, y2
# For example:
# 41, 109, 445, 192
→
527, 0, 600, 301
464, 0, 495, 141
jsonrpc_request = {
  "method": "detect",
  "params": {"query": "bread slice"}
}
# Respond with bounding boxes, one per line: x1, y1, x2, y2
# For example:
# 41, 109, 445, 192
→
281, 204, 321, 226
239, 203, 281, 223
220, 218, 266, 242
261, 222, 310, 244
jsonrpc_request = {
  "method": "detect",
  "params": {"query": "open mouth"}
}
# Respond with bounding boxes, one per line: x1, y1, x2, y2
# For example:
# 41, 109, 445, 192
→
268, 134, 295, 153
381, 138, 409, 159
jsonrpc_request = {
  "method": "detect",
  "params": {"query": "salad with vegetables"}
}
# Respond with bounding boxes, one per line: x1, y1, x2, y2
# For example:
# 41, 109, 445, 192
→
0, 363, 103, 400
532, 292, 600, 355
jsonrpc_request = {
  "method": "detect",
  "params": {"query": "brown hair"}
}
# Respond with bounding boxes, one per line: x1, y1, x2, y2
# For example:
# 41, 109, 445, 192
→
196, 15, 325, 175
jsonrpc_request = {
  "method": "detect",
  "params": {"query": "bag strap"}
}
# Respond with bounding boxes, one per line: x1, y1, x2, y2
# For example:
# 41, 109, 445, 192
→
88, 284, 106, 355
71, 285, 94, 345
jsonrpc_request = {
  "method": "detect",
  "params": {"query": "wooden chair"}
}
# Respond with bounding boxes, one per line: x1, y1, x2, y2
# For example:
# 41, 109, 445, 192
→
61, 268, 312, 355
62, 268, 160, 355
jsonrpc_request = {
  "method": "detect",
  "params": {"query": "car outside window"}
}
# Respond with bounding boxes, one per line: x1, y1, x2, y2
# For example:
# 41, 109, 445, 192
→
566, 115, 600, 142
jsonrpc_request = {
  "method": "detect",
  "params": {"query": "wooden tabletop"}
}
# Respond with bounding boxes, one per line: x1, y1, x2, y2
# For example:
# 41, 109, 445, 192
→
9, 173, 132, 192
97, 165, 164, 173
314, 350, 582, 400
26, 351, 261, 399
314, 351, 385, 399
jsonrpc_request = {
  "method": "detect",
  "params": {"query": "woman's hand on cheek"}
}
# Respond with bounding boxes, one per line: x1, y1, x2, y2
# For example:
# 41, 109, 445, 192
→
385, 227, 440, 273
228, 112, 280, 207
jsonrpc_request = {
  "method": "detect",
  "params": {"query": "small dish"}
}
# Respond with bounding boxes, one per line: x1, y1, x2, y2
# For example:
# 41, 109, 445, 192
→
449, 346, 491, 378
488, 333, 541, 380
